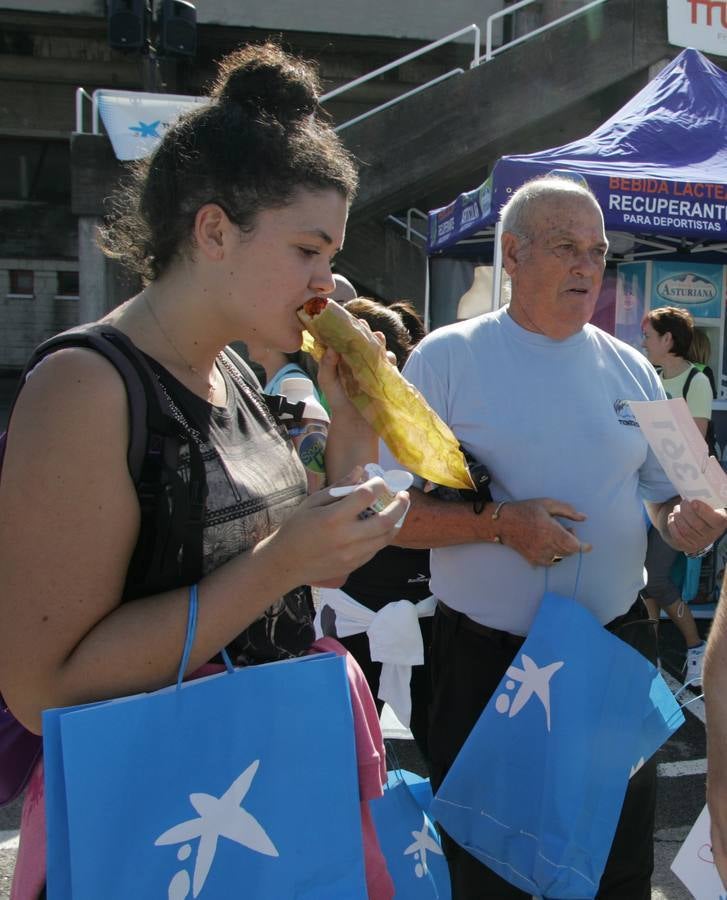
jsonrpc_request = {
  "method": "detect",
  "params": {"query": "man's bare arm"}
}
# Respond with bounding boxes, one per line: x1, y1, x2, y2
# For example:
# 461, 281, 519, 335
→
395, 487, 589, 568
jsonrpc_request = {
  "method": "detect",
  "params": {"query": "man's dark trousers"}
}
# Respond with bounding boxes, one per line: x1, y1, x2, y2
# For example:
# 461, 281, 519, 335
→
428, 598, 658, 900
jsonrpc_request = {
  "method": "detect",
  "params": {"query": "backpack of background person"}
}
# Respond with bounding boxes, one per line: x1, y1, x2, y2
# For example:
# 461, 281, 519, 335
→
682, 366, 719, 459
0, 323, 266, 806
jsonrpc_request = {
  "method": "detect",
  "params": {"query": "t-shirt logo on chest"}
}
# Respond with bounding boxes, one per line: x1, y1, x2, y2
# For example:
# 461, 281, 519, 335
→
613, 399, 639, 427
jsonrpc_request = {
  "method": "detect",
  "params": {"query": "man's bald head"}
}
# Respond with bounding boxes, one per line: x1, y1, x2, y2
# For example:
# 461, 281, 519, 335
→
500, 175, 603, 243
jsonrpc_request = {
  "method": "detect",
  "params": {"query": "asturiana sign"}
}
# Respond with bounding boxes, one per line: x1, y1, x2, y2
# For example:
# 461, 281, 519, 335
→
655, 272, 717, 304
650, 261, 724, 319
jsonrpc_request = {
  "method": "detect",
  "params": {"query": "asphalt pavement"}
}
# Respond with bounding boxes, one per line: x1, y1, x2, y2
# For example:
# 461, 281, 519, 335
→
0, 619, 714, 898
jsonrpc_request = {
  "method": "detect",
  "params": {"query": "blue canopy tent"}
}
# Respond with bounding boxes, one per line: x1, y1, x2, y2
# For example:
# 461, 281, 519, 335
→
426, 48, 727, 328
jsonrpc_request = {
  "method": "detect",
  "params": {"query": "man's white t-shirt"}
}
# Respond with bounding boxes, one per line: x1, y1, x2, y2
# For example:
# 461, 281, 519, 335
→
380, 306, 676, 634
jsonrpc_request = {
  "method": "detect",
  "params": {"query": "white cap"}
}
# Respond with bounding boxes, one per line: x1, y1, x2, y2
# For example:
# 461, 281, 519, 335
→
279, 376, 330, 423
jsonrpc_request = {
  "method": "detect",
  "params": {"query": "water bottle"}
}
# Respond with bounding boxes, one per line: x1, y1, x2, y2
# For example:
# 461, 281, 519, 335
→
278, 376, 330, 492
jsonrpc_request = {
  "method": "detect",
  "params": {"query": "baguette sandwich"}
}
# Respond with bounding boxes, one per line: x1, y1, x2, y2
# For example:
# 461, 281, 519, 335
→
298, 297, 473, 491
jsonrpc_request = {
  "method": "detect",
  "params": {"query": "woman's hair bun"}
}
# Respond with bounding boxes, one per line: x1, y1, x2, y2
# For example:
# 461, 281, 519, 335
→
212, 42, 321, 122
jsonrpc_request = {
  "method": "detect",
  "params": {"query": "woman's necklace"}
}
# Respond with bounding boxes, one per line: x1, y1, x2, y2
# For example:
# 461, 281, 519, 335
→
143, 294, 216, 397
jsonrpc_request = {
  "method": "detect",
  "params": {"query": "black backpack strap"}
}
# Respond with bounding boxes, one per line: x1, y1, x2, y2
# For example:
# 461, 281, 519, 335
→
92, 328, 206, 588
682, 366, 699, 402
12, 324, 205, 592
16, 323, 169, 483
703, 365, 718, 399
680, 365, 719, 458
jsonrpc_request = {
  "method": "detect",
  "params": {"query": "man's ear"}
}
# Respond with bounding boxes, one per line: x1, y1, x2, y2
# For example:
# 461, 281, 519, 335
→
194, 203, 230, 262
501, 232, 521, 276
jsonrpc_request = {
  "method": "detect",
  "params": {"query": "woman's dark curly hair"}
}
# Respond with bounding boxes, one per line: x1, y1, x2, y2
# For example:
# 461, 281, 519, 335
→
101, 42, 358, 281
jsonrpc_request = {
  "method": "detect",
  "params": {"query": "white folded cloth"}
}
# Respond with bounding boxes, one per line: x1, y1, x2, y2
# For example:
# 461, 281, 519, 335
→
315, 588, 436, 727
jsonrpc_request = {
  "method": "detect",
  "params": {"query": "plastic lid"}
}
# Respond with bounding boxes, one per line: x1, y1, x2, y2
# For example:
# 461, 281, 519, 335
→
365, 463, 414, 492
279, 376, 330, 423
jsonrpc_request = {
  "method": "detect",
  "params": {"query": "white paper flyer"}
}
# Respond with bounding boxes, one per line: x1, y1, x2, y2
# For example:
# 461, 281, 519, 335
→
671, 804, 727, 899
629, 398, 727, 509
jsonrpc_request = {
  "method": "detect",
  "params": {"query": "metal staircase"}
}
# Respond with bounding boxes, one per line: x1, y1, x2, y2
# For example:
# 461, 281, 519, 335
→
335, 0, 672, 298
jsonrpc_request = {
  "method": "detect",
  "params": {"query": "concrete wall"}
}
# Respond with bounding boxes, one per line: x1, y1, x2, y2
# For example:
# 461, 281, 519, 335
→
1, 0, 503, 41
2, 0, 103, 12
199, 0, 503, 41
0, 258, 80, 369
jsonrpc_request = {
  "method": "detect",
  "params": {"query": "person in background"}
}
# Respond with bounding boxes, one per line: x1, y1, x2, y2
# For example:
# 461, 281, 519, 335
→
318, 299, 434, 760
330, 272, 358, 303
0, 42, 408, 898
344, 298, 414, 368
243, 274, 354, 492
641, 306, 713, 687
688, 326, 718, 399
243, 344, 320, 397
380, 175, 727, 898
389, 299, 427, 345
243, 342, 329, 493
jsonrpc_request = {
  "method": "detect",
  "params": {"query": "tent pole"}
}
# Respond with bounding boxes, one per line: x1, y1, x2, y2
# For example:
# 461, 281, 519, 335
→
492, 220, 504, 309
424, 256, 431, 332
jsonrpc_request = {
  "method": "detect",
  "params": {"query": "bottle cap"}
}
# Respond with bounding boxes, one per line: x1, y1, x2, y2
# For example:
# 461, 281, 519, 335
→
278, 377, 330, 423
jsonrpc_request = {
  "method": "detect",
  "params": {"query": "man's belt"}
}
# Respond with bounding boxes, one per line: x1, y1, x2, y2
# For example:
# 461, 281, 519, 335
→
436, 600, 525, 648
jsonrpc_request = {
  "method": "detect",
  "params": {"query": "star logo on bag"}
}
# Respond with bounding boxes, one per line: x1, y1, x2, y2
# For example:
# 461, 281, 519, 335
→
404, 812, 443, 878
155, 760, 278, 897
494, 653, 564, 731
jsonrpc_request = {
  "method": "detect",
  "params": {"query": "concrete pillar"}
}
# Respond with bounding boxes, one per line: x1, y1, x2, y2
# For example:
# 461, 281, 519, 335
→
78, 216, 109, 324
78, 217, 135, 323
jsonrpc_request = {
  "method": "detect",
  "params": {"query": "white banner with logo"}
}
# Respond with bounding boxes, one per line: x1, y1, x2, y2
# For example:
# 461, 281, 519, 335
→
95, 90, 209, 161
667, 0, 727, 57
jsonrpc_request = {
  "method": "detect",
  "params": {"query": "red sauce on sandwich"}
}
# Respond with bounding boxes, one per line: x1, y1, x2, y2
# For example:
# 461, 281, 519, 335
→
303, 297, 328, 317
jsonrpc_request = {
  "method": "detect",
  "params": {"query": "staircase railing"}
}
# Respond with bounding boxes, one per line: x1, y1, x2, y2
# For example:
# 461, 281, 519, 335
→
483, 0, 608, 62
322, 0, 609, 130
321, 24, 480, 132
76, 1, 609, 137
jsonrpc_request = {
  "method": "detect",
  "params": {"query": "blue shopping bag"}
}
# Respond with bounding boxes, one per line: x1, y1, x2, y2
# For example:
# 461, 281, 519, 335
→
670, 551, 702, 603
430, 591, 684, 899
44, 651, 367, 900
370, 769, 451, 899
388, 768, 434, 812
632, 662, 686, 777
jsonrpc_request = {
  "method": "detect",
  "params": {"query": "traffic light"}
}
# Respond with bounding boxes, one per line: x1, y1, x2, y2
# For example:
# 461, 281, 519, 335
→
158, 0, 197, 57
108, 0, 148, 51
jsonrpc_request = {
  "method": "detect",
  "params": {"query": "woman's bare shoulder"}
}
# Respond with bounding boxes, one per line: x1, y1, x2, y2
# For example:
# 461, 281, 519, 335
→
10, 344, 130, 431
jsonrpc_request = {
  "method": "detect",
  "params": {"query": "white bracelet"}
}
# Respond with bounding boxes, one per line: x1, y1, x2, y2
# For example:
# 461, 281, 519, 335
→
491, 500, 509, 521
685, 542, 714, 559
491, 500, 509, 544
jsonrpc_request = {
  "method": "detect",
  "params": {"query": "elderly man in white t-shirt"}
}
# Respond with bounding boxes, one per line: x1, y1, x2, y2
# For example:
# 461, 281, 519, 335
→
382, 175, 727, 899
